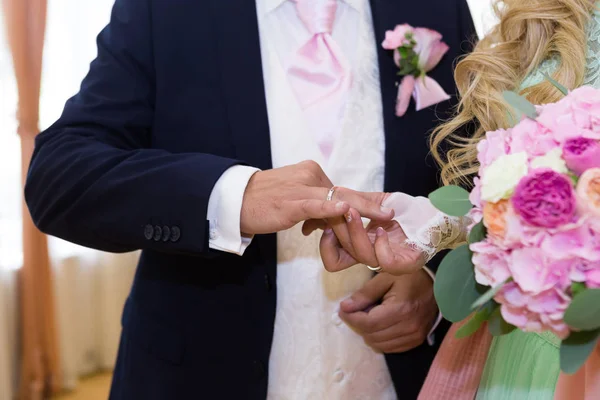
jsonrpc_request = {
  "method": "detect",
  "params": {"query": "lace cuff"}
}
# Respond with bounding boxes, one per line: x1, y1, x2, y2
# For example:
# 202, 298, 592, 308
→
404, 214, 471, 261
382, 193, 471, 262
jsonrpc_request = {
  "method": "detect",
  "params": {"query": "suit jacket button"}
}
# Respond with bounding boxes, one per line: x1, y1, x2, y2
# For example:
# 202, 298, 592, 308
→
144, 224, 154, 240
252, 360, 266, 380
170, 226, 181, 242
161, 226, 171, 242
153, 225, 162, 241
264, 274, 272, 292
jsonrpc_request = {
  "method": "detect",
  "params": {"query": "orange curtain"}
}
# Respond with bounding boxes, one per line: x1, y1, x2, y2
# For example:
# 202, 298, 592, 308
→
2, 0, 62, 398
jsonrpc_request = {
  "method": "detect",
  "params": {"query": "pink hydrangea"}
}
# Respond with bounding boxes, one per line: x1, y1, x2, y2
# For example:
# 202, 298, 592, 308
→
477, 129, 511, 169
496, 283, 571, 339
510, 118, 558, 157
470, 240, 511, 287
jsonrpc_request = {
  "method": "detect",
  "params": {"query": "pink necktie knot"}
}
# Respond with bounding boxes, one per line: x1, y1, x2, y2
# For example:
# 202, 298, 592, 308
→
296, 0, 337, 34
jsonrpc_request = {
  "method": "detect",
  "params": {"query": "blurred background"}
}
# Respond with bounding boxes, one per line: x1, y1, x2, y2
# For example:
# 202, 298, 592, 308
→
0, 1, 495, 399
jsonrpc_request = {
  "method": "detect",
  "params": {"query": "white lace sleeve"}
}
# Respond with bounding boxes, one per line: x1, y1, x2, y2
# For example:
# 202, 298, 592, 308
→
382, 192, 471, 261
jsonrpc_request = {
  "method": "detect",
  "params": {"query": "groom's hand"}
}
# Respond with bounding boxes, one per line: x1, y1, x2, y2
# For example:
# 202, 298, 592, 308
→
240, 161, 394, 235
340, 271, 437, 353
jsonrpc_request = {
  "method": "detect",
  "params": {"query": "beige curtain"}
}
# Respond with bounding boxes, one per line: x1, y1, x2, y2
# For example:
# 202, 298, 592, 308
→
2, 0, 62, 398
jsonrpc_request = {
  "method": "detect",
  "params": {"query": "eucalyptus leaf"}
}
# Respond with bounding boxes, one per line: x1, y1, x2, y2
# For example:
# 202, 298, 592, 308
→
488, 307, 517, 337
543, 73, 569, 96
471, 279, 510, 310
502, 91, 538, 120
455, 302, 497, 339
434, 244, 479, 322
564, 289, 600, 331
428, 185, 472, 217
560, 329, 600, 374
571, 282, 587, 297
468, 221, 487, 244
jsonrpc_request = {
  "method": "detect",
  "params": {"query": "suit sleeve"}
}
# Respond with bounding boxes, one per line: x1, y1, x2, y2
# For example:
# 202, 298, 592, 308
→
24, 0, 241, 255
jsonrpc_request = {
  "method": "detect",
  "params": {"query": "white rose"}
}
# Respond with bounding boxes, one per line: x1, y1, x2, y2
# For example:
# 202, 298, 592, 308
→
530, 148, 568, 174
481, 152, 528, 203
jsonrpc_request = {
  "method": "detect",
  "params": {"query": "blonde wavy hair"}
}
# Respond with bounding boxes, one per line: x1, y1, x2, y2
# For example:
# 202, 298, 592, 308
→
431, 0, 596, 186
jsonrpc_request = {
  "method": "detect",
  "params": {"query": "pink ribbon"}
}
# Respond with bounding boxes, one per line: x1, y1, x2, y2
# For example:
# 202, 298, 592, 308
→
395, 74, 451, 118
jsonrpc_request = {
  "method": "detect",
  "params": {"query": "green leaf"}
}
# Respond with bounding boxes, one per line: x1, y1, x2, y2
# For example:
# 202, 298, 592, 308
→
398, 47, 409, 59
455, 302, 497, 339
564, 289, 600, 331
471, 279, 511, 310
543, 73, 569, 96
560, 329, 600, 374
434, 244, 480, 322
502, 91, 538, 120
488, 307, 517, 336
571, 282, 587, 297
428, 185, 473, 217
468, 221, 487, 244
569, 173, 580, 186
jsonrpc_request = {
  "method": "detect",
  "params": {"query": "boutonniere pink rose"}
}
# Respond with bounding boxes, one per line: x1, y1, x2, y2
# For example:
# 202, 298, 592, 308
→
382, 24, 451, 117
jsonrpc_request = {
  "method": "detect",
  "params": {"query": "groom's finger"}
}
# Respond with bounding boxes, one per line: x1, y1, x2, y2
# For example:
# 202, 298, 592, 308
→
340, 273, 392, 314
290, 199, 350, 223
332, 188, 394, 221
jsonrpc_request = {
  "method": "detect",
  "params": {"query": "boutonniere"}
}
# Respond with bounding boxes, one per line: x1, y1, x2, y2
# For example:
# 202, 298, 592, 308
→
382, 24, 451, 117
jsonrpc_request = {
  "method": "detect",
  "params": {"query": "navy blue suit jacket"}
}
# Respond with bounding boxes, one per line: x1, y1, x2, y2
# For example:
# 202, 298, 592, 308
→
25, 1, 476, 398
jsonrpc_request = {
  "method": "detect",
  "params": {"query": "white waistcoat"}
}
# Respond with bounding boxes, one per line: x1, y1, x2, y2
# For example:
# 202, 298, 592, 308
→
259, 3, 397, 399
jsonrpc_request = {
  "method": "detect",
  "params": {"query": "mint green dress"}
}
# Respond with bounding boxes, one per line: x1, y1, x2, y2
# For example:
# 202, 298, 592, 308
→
474, 8, 600, 400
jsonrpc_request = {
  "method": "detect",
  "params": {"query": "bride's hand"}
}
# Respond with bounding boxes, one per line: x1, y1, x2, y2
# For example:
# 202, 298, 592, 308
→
303, 208, 426, 275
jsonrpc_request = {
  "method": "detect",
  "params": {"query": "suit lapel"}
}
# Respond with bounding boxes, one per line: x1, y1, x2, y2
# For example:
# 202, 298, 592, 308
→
209, 0, 276, 266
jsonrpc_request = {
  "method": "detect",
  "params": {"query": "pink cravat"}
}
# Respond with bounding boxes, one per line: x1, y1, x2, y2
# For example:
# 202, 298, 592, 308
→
288, 0, 351, 159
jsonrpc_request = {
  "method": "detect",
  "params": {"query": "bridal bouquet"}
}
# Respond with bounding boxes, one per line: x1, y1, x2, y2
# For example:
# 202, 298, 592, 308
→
430, 79, 600, 373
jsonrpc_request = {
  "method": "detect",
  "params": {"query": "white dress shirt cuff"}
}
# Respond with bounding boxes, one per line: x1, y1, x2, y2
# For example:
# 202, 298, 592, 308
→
207, 165, 260, 255
422, 266, 443, 346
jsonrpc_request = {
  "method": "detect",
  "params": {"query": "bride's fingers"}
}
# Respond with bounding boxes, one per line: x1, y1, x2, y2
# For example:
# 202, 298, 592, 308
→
374, 228, 426, 275
329, 216, 357, 258
345, 209, 379, 267
320, 228, 358, 272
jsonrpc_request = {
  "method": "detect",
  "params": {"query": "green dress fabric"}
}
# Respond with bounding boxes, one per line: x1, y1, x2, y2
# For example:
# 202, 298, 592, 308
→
474, 7, 600, 400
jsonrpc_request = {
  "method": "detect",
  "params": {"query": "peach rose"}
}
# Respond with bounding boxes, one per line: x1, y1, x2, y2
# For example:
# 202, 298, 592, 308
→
577, 168, 600, 217
483, 200, 510, 238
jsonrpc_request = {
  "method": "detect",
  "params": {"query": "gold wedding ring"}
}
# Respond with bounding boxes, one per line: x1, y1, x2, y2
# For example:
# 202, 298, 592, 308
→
326, 186, 337, 201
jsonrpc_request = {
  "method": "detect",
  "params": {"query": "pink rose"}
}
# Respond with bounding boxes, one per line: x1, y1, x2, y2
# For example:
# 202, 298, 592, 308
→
577, 168, 600, 217
562, 137, 600, 176
512, 169, 577, 228
510, 119, 558, 157
412, 28, 449, 72
382, 24, 414, 50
